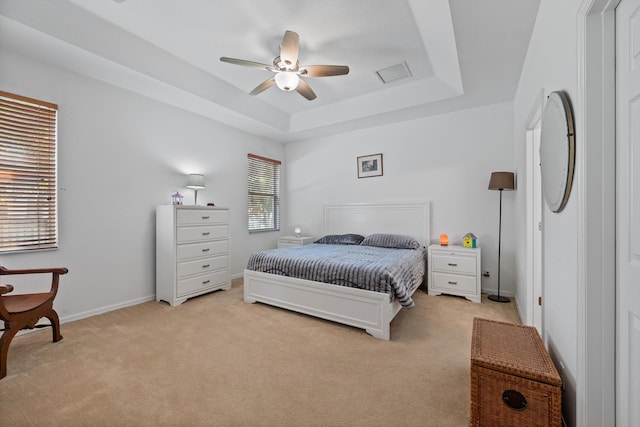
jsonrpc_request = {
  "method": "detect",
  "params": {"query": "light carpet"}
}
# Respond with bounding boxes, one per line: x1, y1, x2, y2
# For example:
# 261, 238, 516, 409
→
0, 279, 519, 427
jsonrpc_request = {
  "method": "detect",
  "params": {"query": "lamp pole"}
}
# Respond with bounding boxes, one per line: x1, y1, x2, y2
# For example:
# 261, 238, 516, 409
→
489, 188, 509, 303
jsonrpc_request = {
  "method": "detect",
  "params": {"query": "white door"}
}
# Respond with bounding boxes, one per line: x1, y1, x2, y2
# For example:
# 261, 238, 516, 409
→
616, 0, 640, 425
526, 116, 543, 333
532, 125, 542, 333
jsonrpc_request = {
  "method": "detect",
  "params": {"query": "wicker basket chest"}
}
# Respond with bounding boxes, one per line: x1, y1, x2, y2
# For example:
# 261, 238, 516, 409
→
470, 318, 562, 427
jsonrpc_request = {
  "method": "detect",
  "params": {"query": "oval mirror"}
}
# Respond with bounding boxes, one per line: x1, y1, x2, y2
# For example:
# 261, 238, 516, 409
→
540, 91, 575, 213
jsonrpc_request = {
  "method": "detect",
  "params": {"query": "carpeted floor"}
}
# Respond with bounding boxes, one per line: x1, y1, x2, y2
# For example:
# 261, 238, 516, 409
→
0, 279, 520, 427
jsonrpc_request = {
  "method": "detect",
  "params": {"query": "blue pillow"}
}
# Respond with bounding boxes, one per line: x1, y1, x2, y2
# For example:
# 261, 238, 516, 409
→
315, 234, 365, 245
360, 233, 421, 249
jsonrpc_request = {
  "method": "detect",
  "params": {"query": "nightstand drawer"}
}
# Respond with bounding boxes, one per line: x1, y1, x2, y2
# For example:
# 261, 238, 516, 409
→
432, 253, 477, 274
277, 236, 316, 248
431, 272, 477, 293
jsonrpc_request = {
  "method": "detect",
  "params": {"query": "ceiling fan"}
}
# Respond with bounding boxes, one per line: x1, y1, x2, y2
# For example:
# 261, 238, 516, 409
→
220, 30, 349, 101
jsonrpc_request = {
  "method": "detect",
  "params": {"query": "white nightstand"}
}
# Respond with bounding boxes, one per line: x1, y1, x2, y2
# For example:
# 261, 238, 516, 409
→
428, 245, 481, 303
278, 236, 316, 248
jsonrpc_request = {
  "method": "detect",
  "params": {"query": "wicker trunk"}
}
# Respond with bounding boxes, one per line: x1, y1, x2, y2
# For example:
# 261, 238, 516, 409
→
470, 318, 562, 427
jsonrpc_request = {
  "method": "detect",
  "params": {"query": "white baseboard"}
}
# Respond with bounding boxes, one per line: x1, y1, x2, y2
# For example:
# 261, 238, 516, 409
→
513, 294, 525, 324
59, 294, 156, 324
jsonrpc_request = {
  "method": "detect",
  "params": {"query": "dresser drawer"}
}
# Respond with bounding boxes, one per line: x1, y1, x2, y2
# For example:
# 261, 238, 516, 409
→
177, 240, 228, 261
176, 270, 229, 297
432, 272, 477, 294
432, 253, 477, 274
177, 225, 228, 243
177, 209, 229, 226
177, 255, 228, 279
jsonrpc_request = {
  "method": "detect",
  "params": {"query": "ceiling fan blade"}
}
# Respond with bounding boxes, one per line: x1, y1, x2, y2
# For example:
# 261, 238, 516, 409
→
280, 30, 299, 68
220, 57, 273, 71
249, 78, 276, 96
295, 79, 317, 101
301, 65, 350, 77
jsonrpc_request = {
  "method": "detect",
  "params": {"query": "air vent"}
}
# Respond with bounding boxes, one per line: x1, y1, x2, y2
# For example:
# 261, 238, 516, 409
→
376, 61, 412, 84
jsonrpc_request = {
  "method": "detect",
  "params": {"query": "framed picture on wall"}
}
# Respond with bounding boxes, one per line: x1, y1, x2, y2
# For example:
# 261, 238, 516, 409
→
357, 153, 383, 178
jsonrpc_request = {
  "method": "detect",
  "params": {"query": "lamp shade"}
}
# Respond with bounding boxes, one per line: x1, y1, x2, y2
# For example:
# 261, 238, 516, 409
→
186, 174, 205, 189
488, 172, 515, 191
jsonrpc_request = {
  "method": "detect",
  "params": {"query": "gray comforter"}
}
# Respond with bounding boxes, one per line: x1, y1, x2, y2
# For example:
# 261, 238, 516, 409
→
246, 243, 426, 307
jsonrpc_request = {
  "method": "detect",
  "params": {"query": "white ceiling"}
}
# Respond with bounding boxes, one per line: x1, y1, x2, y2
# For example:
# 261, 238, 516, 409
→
0, 0, 540, 143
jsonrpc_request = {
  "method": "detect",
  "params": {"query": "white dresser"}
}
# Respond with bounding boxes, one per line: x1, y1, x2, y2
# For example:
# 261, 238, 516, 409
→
156, 205, 231, 306
277, 236, 316, 248
428, 245, 481, 303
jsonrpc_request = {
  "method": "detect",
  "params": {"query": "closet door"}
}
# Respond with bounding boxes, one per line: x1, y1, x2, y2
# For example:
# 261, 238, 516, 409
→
616, 0, 640, 425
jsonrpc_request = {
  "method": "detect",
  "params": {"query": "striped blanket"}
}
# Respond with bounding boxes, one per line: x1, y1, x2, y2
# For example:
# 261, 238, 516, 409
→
246, 243, 426, 307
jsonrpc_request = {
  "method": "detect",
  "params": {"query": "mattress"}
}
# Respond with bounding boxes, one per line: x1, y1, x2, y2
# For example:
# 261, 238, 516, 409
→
246, 243, 426, 307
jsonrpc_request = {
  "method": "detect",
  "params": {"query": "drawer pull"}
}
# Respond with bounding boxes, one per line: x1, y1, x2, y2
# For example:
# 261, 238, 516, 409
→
448, 281, 458, 285
202, 280, 210, 285
202, 216, 210, 219
202, 232, 210, 236
448, 263, 458, 267
202, 248, 210, 252
202, 264, 210, 268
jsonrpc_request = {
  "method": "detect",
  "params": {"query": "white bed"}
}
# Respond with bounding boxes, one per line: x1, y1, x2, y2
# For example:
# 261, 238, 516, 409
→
243, 201, 431, 340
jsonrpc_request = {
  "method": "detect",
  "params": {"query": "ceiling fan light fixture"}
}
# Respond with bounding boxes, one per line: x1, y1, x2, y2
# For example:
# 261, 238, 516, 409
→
275, 72, 299, 91
220, 31, 348, 100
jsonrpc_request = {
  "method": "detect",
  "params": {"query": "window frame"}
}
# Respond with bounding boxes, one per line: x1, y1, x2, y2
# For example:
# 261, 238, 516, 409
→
0, 90, 59, 253
247, 153, 281, 233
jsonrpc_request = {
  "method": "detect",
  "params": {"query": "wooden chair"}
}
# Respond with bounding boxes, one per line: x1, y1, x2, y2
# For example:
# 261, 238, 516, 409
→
0, 265, 68, 379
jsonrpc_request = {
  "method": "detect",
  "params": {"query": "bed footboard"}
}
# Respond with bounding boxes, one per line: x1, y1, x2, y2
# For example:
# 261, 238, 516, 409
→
244, 269, 402, 340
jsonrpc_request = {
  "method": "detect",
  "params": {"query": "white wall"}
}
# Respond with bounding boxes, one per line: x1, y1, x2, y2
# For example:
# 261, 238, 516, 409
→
513, 1, 582, 424
284, 102, 516, 297
0, 47, 284, 321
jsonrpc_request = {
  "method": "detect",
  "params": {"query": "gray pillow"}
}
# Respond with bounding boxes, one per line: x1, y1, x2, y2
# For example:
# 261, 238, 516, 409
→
315, 234, 365, 245
360, 233, 421, 249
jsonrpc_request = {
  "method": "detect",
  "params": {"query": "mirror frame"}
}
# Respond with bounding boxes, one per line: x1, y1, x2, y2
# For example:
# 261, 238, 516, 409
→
540, 91, 576, 213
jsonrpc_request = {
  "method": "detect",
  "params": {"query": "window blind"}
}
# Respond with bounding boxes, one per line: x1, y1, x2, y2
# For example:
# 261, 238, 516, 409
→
248, 153, 281, 232
0, 91, 58, 252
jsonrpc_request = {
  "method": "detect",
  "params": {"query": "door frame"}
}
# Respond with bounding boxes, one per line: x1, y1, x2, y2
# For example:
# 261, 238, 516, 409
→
525, 89, 544, 333
576, 0, 617, 424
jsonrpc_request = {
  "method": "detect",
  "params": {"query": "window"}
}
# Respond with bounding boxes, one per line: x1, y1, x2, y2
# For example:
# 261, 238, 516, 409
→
247, 154, 281, 232
0, 91, 58, 252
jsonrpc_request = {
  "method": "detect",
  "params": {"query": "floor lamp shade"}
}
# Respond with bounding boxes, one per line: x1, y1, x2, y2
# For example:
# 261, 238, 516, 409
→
186, 174, 205, 205
488, 172, 515, 191
488, 171, 515, 303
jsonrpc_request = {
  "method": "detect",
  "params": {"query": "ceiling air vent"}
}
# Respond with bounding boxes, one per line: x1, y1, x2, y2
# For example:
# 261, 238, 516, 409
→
376, 61, 412, 84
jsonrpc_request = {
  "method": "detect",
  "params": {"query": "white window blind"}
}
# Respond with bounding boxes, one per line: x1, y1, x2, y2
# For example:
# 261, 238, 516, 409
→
248, 153, 281, 232
0, 91, 58, 252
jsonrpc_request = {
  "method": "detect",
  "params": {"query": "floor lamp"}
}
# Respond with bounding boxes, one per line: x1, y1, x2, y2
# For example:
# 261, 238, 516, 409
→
488, 171, 515, 303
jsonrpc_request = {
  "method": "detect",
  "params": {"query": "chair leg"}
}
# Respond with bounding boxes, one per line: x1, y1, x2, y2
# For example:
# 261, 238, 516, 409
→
44, 308, 63, 342
0, 324, 19, 379
0, 309, 62, 379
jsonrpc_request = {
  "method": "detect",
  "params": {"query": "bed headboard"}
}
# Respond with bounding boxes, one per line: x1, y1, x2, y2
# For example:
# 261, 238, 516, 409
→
323, 201, 431, 247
